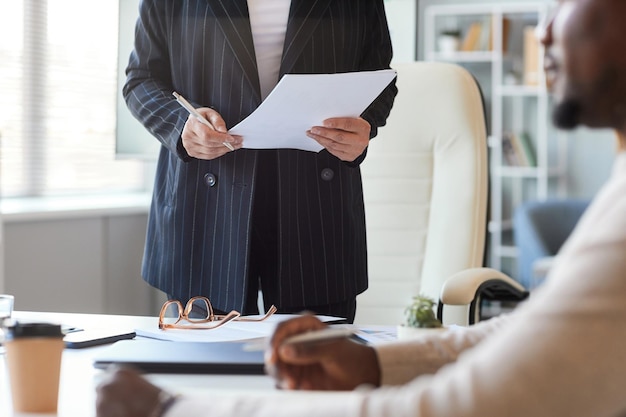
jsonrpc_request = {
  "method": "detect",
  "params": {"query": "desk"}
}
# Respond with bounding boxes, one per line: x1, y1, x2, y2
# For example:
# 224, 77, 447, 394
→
1, 311, 276, 417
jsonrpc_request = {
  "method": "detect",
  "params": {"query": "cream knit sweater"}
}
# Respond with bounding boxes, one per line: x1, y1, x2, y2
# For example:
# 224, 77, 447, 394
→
170, 153, 626, 417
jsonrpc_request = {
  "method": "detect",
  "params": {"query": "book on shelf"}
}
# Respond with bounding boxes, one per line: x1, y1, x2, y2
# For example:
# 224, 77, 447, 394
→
460, 22, 483, 51
501, 132, 536, 167
524, 26, 541, 85
501, 132, 521, 166
460, 17, 511, 53
489, 17, 511, 53
516, 132, 537, 166
476, 17, 492, 51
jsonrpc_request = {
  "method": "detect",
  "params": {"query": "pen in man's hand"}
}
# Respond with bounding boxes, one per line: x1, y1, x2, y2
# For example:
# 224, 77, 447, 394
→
282, 327, 354, 346
172, 91, 235, 151
243, 327, 354, 351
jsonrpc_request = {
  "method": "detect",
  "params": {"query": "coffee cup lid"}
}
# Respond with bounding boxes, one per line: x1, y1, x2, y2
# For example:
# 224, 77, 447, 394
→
4, 322, 64, 340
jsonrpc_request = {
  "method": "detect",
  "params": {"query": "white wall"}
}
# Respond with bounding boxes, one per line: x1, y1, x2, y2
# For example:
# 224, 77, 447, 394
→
384, 0, 418, 63
2, 203, 162, 315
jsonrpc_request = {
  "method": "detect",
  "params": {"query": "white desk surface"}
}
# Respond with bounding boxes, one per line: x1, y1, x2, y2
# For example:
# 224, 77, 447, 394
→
1, 312, 398, 417
1, 311, 278, 417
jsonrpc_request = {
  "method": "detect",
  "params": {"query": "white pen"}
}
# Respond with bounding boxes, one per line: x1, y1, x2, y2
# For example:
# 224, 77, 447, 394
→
172, 91, 235, 151
243, 327, 354, 352
283, 327, 354, 345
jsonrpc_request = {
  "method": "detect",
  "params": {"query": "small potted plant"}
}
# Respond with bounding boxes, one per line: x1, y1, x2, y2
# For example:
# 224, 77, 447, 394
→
397, 294, 445, 339
438, 29, 461, 54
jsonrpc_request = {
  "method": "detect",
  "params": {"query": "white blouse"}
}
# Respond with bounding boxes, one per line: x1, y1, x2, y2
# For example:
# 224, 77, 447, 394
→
247, 0, 291, 100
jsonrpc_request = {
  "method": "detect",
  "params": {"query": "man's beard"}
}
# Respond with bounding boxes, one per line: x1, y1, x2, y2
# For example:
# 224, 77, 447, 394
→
551, 98, 582, 130
551, 67, 618, 131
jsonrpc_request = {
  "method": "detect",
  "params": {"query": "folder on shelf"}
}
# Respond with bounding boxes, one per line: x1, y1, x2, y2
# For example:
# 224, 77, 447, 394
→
488, 17, 510, 53
516, 132, 537, 167
510, 133, 530, 166
502, 133, 521, 166
477, 17, 492, 51
460, 17, 510, 53
501, 132, 537, 167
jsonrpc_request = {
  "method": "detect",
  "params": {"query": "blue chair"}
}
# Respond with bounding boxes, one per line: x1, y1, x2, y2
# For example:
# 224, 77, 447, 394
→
513, 199, 590, 289
437, 199, 589, 325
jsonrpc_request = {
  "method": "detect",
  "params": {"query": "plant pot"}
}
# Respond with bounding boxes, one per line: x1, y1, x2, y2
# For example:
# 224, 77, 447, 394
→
396, 325, 446, 340
437, 35, 460, 54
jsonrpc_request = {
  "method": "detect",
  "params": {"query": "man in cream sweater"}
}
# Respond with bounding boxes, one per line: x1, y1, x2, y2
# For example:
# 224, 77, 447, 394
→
96, 0, 626, 416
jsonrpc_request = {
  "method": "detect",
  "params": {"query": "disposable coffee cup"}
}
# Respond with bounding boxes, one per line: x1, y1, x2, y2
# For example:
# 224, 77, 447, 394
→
4, 322, 65, 413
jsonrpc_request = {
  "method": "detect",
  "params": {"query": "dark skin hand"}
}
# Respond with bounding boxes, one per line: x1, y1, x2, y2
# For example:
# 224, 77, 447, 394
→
266, 315, 381, 391
96, 316, 381, 416
96, 366, 163, 417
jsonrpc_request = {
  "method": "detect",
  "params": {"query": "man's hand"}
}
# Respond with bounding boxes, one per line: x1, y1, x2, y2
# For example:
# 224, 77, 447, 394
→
96, 367, 165, 417
307, 117, 371, 162
265, 315, 381, 391
181, 107, 242, 160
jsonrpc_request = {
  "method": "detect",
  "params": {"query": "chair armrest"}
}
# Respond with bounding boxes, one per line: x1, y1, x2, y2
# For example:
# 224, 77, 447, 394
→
437, 267, 529, 325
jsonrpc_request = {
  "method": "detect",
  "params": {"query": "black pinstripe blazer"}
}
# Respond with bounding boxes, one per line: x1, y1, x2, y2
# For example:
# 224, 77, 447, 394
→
124, 0, 398, 312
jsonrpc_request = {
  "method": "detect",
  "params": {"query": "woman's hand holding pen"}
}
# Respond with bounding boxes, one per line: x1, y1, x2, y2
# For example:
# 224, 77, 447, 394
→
265, 315, 381, 391
306, 117, 371, 162
181, 107, 242, 160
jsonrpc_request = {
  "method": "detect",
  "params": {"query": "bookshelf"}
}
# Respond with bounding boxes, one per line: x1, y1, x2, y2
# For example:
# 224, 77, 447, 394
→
423, 2, 567, 281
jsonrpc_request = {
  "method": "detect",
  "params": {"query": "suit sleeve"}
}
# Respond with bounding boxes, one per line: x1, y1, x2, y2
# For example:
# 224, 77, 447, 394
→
351, 0, 398, 166
123, 0, 192, 161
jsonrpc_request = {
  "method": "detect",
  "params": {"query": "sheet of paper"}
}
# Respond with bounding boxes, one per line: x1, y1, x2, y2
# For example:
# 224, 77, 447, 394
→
230, 69, 397, 152
135, 324, 268, 343
135, 314, 345, 343
353, 326, 398, 345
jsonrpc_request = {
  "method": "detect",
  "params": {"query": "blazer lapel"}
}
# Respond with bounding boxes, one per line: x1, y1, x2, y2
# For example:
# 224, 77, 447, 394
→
206, 0, 262, 103
281, 0, 333, 75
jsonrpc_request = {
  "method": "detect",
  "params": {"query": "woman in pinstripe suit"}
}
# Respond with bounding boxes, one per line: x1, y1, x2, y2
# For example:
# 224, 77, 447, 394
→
124, 0, 397, 323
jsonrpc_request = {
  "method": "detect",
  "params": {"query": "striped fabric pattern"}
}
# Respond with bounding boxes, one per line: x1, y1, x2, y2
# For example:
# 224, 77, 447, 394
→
124, 0, 397, 313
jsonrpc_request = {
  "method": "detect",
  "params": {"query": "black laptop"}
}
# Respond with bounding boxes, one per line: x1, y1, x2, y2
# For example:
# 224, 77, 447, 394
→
92, 339, 265, 375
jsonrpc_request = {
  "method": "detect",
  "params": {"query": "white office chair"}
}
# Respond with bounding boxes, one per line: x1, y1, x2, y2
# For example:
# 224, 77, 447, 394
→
356, 62, 526, 326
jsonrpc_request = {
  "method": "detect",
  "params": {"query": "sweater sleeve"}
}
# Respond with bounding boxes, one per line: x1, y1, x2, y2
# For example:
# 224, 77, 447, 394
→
165, 155, 626, 417
375, 314, 514, 386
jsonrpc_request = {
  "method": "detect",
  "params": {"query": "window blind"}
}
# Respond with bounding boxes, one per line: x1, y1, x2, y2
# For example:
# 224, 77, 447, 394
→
0, 1, 145, 198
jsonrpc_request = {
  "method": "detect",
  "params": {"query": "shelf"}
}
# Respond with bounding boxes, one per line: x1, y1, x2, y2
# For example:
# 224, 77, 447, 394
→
496, 85, 546, 96
493, 165, 563, 178
425, 1, 561, 279
494, 244, 518, 258
425, 2, 546, 16
429, 52, 535, 66
428, 51, 497, 63
488, 219, 513, 233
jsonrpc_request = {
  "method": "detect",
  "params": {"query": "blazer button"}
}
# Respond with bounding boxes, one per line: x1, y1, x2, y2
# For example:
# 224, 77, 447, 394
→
321, 168, 334, 181
204, 173, 217, 187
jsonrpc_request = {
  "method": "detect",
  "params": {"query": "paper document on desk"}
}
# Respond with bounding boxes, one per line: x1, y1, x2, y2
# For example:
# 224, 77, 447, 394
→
230, 69, 397, 152
135, 314, 344, 343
